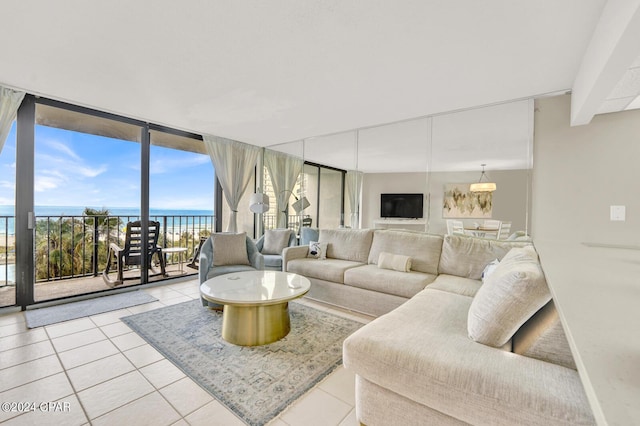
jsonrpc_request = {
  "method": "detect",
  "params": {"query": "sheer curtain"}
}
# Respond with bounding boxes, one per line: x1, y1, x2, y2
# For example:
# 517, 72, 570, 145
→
345, 170, 363, 229
203, 135, 260, 233
265, 150, 303, 228
0, 86, 25, 153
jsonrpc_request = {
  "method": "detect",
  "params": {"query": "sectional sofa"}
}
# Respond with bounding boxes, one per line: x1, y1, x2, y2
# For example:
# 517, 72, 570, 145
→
282, 228, 595, 425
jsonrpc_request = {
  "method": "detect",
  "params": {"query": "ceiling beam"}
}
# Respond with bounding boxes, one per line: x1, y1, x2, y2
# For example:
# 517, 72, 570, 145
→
571, 0, 640, 126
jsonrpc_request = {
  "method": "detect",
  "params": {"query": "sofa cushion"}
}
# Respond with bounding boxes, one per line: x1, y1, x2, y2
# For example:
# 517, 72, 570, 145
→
286, 258, 363, 283
211, 232, 250, 266
344, 264, 436, 299
513, 300, 576, 370
320, 228, 373, 263
467, 246, 551, 347
368, 230, 442, 275
377, 252, 412, 272
343, 288, 594, 426
307, 241, 328, 260
262, 229, 292, 255
438, 234, 531, 279
428, 274, 482, 298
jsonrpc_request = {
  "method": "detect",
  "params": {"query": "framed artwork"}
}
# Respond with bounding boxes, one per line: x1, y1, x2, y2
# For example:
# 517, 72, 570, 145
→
442, 183, 492, 218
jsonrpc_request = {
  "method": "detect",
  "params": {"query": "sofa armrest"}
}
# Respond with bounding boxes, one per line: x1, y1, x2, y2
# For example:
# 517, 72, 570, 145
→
282, 245, 309, 271
198, 237, 213, 284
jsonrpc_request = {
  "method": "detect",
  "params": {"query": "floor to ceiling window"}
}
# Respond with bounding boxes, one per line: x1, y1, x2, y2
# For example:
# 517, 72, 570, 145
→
33, 103, 143, 301
0, 122, 17, 307
149, 129, 214, 278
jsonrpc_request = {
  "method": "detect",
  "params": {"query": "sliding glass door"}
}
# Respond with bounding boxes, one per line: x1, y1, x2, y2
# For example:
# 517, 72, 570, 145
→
0, 122, 17, 307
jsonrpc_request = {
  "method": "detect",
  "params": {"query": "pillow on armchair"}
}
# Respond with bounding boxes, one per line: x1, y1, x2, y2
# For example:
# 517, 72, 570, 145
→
261, 229, 293, 255
211, 232, 250, 266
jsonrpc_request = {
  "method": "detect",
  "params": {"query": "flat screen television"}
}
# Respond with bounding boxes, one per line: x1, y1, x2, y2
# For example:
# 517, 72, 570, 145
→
380, 193, 424, 219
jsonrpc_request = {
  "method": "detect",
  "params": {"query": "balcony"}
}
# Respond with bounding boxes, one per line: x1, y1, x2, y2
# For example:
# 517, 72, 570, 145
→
0, 214, 214, 307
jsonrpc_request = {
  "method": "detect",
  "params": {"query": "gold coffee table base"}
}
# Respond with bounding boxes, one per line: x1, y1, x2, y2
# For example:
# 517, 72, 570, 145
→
221, 302, 291, 346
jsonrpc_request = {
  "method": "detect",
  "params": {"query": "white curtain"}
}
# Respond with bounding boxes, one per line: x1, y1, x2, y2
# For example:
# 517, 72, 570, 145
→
0, 86, 26, 154
265, 149, 303, 228
345, 170, 363, 229
203, 135, 260, 233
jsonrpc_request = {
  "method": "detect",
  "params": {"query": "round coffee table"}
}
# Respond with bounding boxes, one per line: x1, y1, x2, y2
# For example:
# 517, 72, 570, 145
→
200, 271, 311, 346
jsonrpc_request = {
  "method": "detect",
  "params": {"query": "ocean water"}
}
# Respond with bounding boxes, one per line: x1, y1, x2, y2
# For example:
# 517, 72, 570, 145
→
0, 205, 215, 235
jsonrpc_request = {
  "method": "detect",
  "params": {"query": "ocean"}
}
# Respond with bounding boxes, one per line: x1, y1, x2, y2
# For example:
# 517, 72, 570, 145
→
0, 205, 215, 235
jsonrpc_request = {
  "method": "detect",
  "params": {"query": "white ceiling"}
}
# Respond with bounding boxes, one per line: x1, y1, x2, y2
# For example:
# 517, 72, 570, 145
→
0, 1, 609, 172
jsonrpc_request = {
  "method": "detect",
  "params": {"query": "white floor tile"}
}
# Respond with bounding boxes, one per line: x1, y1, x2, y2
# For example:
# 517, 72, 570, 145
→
0, 327, 48, 352
66, 353, 135, 392
2, 393, 87, 426
51, 328, 106, 352
184, 400, 245, 426
280, 388, 352, 426
110, 331, 147, 351
90, 308, 132, 327
0, 340, 55, 369
77, 371, 154, 419
58, 340, 119, 370
0, 321, 28, 338
0, 312, 25, 327
45, 317, 97, 339
139, 359, 185, 389
0, 373, 74, 423
99, 321, 133, 338
157, 294, 192, 305
0, 355, 63, 391
91, 391, 181, 426
318, 366, 356, 406
338, 408, 359, 426
159, 377, 213, 417
123, 344, 164, 368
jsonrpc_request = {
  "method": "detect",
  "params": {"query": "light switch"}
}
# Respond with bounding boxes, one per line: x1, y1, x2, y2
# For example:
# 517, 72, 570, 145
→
610, 205, 625, 221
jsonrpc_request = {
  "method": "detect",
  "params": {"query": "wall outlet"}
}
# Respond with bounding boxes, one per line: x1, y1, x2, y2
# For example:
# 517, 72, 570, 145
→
610, 205, 625, 221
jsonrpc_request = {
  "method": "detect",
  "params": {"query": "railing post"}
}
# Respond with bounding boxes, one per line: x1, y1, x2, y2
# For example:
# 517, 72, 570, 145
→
93, 218, 99, 277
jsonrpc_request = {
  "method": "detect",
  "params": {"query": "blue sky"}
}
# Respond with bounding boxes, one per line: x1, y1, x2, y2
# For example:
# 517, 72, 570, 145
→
0, 123, 215, 210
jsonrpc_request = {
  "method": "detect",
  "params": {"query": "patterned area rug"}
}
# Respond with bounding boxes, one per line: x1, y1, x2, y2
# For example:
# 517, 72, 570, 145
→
122, 299, 363, 426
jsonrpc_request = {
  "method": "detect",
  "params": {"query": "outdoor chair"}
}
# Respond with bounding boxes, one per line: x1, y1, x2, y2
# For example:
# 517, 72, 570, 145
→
102, 220, 167, 286
186, 236, 208, 270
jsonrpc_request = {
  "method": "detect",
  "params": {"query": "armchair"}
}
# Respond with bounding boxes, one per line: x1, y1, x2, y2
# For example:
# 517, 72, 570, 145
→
255, 228, 297, 271
199, 232, 264, 309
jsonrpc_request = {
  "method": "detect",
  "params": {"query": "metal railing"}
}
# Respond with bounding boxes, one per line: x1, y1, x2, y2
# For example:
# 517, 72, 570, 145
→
1, 216, 14, 287
28, 214, 215, 282
263, 214, 312, 232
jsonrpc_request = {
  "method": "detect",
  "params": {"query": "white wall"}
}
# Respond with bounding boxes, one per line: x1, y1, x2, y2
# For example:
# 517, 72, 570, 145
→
533, 94, 640, 245
361, 170, 530, 235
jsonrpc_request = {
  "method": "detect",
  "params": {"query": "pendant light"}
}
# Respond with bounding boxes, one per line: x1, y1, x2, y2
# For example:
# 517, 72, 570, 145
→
469, 164, 496, 193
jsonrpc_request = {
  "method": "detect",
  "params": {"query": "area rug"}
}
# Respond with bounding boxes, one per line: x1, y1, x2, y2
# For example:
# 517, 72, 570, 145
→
122, 299, 364, 426
25, 291, 158, 328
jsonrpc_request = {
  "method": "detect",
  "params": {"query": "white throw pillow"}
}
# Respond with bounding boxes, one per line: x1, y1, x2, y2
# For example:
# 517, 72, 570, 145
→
377, 252, 412, 272
262, 229, 291, 255
307, 241, 328, 260
467, 246, 551, 347
211, 232, 250, 266
481, 259, 500, 283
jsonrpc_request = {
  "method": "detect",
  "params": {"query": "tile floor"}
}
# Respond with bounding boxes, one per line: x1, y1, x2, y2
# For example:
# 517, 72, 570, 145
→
0, 279, 373, 425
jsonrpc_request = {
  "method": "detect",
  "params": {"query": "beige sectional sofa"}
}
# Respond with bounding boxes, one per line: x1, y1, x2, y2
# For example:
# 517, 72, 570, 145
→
283, 228, 595, 426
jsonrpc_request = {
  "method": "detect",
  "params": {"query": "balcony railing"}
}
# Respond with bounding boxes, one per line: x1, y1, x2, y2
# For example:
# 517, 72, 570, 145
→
1, 214, 215, 284
263, 214, 312, 232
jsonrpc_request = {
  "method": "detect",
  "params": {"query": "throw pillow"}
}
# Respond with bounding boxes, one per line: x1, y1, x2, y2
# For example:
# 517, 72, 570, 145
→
211, 232, 250, 266
262, 229, 292, 255
377, 252, 412, 272
467, 246, 551, 348
481, 259, 500, 283
307, 241, 328, 260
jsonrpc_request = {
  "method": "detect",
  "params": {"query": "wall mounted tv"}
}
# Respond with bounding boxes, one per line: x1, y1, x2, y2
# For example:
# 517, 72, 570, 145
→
380, 193, 424, 219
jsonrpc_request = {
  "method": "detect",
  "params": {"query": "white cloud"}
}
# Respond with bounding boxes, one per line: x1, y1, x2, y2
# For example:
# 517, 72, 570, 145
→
45, 140, 81, 161
0, 180, 14, 190
150, 154, 210, 175
77, 165, 108, 178
35, 175, 62, 192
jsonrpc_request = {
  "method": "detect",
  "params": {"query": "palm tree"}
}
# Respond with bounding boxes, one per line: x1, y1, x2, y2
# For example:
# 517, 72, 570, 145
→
83, 208, 121, 275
